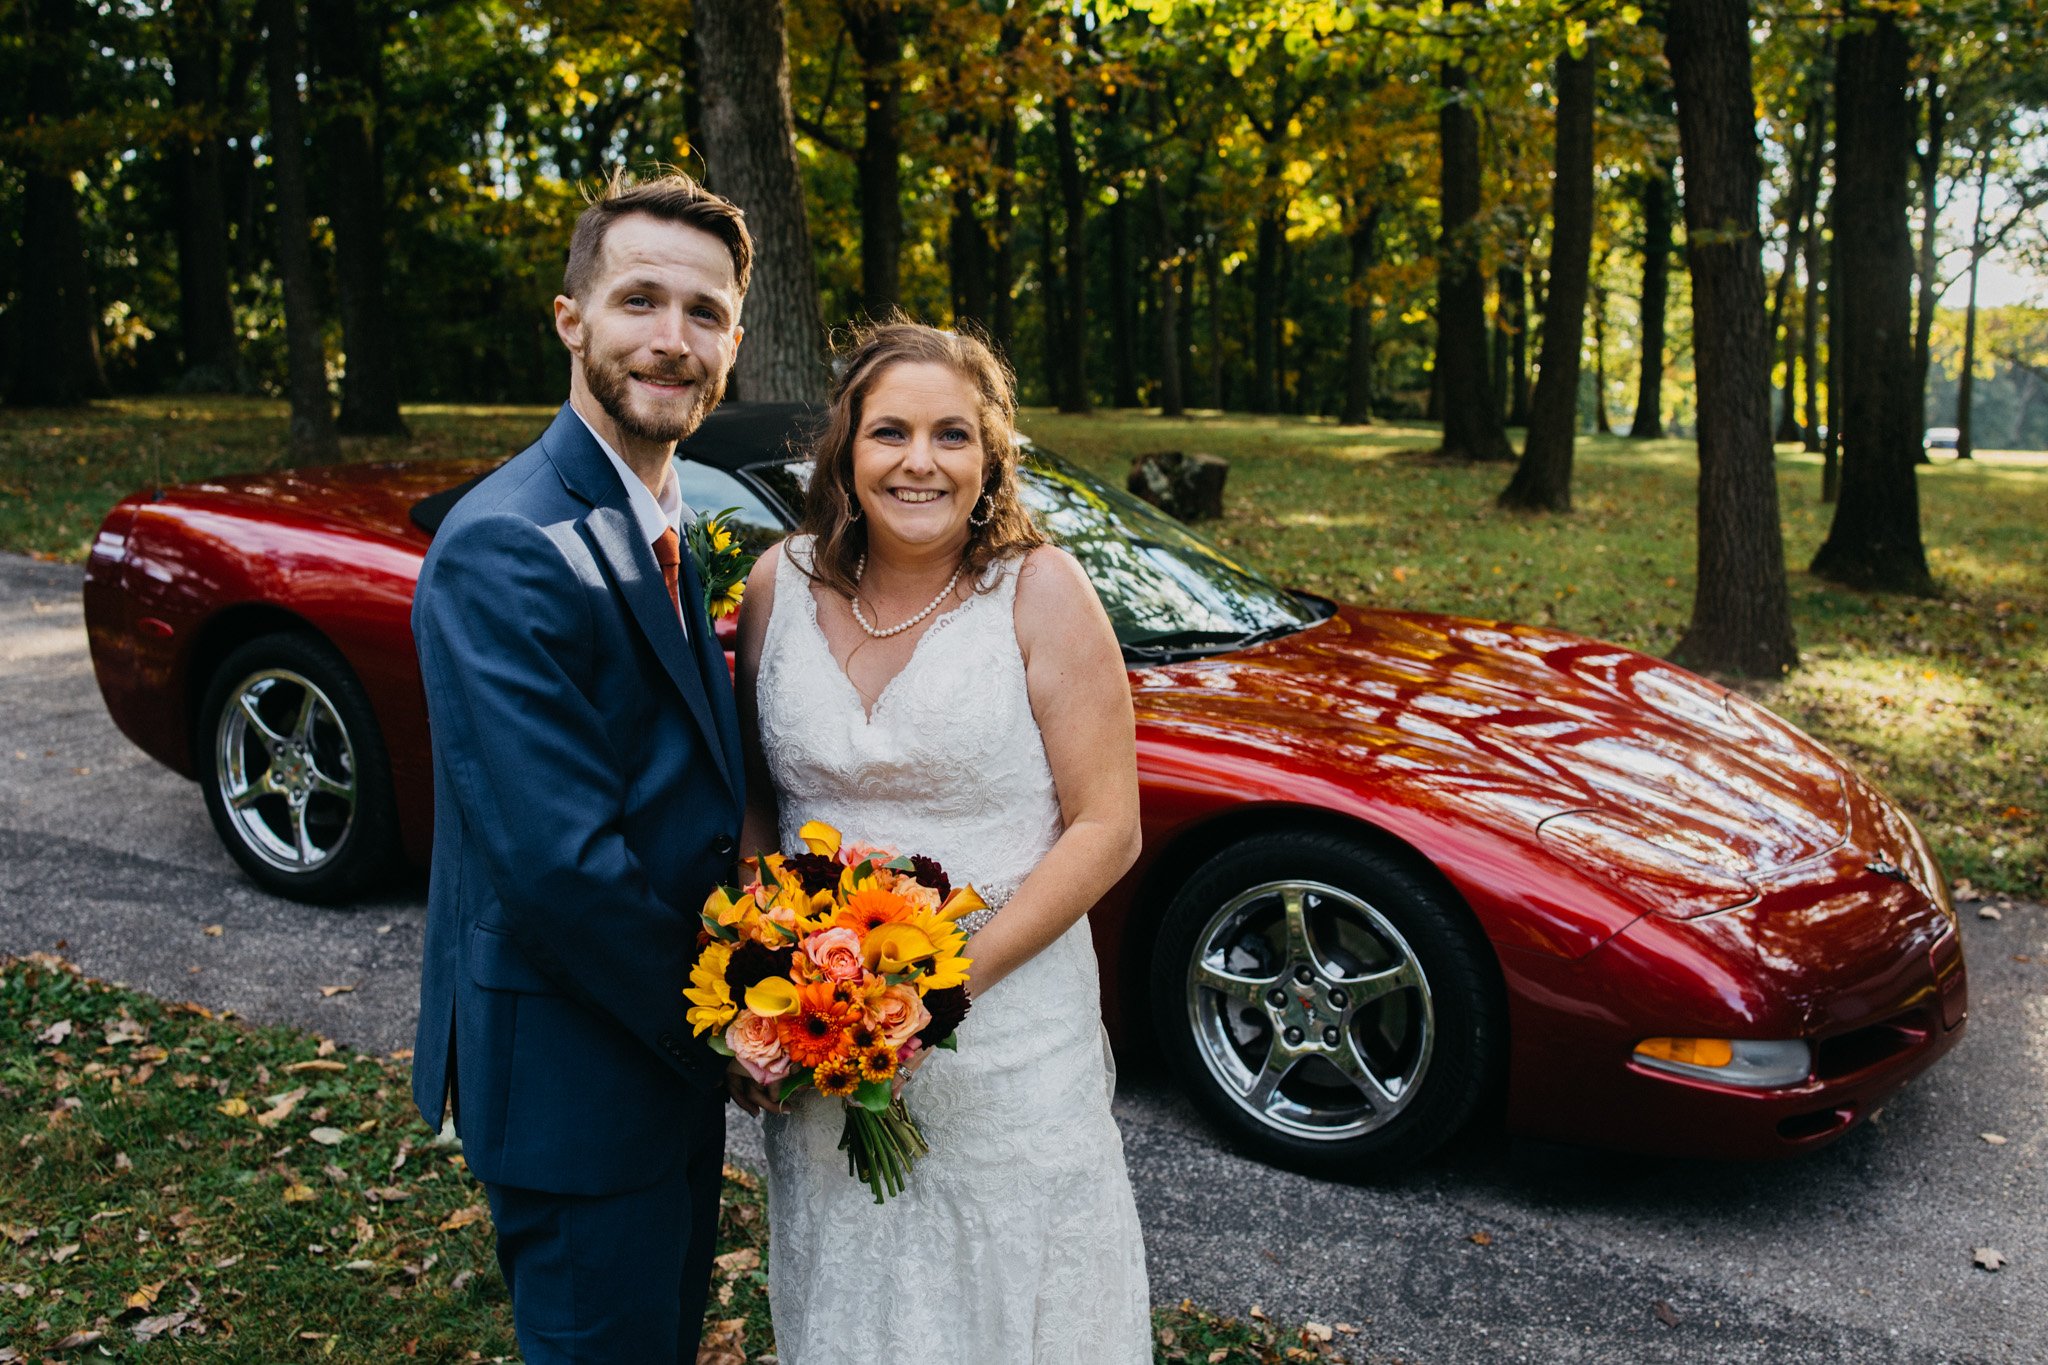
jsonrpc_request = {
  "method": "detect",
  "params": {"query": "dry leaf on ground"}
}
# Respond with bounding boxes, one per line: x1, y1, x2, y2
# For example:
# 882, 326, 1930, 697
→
1974, 1248, 2007, 1272
712, 1248, 759, 1276
318, 984, 356, 998
1981, 1132, 2009, 1145
285, 1059, 346, 1074
254, 1086, 309, 1128
1653, 1300, 1680, 1327
439, 1205, 489, 1233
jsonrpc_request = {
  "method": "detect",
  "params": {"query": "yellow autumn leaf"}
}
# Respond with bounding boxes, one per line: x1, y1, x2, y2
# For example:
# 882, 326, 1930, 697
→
439, 1204, 489, 1233
217, 1097, 249, 1117
280, 1183, 316, 1204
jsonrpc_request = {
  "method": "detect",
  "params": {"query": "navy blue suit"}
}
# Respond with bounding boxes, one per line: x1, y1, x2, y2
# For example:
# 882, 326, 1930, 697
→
411, 405, 744, 1362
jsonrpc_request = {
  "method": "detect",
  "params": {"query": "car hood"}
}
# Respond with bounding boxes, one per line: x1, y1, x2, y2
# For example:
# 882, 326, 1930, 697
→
1132, 605, 1848, 879
166, 459, 496, 549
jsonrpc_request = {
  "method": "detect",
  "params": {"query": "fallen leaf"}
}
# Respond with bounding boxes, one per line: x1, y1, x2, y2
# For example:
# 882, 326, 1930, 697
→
203, 924, 223, 937
1249, 1305, 1268, 1321
318, 983, 356, 998
280, 1184, 316, 1204
124, 1280, 167, 1311
1981, 1132, 2009, 1146
113, 1152, 132, 1172
1209, 1351, 1230, 1363
1653, 1300, 1680, 1327
130, 1311, 189, 1342
316, 1038, 337, 1057
50, 1243, 80, 1263
342, 1259, 379, 1272
104, 1018, 146, 1045
308, 1127, 346, 1147
449, 1269, 475, 1292
1158, 1327, 1176, 1347
366, 1186, 412, 1203
1974, 1247, 2007, 1272
1468, 1230, 1493, 1246
285, 1060, 347, 1075
1302, 1322, 1335, 1343
35, 1019, 72, 1046
217, 1097, 249, 1118
49, 1331, 103, 1352
439, 1205, 489, 1233
254, 1086, 309, 1128
0, 1225, 35, 1245
322, 1163, 349, 1184
1951, 878, 1981, 901
1978, 905, 2002, 920
712, 1247, 759, 1275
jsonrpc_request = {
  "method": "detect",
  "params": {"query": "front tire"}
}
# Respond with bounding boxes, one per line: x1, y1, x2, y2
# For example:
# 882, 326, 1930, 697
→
196, 632, 399, 904
1152, 830, 1502, 1177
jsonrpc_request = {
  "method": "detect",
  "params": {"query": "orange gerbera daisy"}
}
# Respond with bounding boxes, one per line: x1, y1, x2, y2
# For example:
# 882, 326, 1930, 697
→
834, 882, 917, 936
776, 980, 858, 1069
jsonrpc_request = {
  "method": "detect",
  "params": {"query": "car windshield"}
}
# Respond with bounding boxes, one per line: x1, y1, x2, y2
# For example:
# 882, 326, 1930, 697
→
746, 442, 1326, 658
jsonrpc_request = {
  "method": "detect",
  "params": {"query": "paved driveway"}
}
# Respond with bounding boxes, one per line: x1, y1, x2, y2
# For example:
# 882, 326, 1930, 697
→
3, 553, 2040, 1364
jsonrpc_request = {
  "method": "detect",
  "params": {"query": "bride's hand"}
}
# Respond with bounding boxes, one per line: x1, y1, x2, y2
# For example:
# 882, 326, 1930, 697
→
726, 1059, 787, 1117
891, 1041, 933, 1099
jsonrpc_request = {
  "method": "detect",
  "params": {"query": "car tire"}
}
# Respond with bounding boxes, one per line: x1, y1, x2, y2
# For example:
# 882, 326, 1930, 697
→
1152, 830, 1503, 1177
196, 632, 400, 904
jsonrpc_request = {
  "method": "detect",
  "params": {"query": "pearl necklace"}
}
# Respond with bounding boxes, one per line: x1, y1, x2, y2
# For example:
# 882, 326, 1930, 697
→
850, 555, 965, 639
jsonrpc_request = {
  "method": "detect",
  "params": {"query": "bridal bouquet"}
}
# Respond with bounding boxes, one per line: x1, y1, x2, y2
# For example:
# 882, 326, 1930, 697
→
684, 821, 980, 1203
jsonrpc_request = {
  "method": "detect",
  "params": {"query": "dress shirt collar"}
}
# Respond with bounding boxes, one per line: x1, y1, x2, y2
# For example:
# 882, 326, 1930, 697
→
572, 403, 687, 545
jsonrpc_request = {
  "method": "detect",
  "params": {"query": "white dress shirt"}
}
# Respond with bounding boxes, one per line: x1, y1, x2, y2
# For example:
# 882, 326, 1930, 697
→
573, 405, 693, 636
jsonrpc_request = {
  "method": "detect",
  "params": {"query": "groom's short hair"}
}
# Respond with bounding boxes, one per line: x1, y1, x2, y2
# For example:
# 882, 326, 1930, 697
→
562, 168, 753, 302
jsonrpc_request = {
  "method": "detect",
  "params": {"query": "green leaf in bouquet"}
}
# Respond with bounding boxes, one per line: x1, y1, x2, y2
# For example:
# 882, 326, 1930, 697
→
776, 1073, 810, 1104
706, 1035, 735, 1057
883, 855, 916, 872
937, 1034, 960, 1052
852, 1078, 892, 1113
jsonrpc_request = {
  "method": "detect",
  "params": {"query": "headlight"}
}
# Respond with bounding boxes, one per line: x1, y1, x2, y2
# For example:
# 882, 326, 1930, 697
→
1537, 810, 1757, 919
1633, 1036, 1812, 1088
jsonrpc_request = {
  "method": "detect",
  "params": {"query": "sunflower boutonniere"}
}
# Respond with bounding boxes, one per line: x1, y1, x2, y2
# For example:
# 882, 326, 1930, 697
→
687, 509, 752, 621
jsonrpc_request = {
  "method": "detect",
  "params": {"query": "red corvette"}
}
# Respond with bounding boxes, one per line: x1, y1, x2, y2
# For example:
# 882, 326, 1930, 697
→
82, 404, 1966, 1174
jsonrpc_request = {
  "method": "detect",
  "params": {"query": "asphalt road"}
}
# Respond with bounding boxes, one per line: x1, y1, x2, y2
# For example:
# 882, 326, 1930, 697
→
4, 552, 2042, 1365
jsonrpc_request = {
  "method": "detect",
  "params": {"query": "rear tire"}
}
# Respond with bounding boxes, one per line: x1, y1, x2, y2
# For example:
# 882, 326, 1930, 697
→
1151, 830, 1502, 1177
196, 632, 399, 904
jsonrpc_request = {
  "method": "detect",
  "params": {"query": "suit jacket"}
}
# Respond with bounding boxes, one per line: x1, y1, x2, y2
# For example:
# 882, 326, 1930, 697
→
410, 404, 745, 1196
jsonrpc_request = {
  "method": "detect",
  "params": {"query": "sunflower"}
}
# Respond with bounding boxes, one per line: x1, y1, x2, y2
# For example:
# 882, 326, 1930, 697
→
776, 980, 859, 1068
858, 1043, 898, 1082
813, 1056, 861, 1097
684, 941, 737, 1036
905, 907, 972, 993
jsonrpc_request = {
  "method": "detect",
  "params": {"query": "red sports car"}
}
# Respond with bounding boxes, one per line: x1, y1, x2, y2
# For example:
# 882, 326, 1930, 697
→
82, 403, 1967, 1174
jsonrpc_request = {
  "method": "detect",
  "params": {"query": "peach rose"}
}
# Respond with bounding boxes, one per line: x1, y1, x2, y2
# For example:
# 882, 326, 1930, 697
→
726, 1010, 794, 1087
802, 927, 867, 983
866, 983, 932, 1051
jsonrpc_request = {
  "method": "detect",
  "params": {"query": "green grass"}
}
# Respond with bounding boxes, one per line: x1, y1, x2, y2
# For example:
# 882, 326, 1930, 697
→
2, 396, 2039, 901
0, 956, 1339, 1364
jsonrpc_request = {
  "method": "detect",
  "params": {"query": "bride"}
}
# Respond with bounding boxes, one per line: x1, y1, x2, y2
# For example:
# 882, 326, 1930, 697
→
727, 321, 1152, 1362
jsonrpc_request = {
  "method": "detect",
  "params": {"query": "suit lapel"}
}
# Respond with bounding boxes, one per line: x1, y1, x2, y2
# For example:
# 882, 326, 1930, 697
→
542, 407, 739, 802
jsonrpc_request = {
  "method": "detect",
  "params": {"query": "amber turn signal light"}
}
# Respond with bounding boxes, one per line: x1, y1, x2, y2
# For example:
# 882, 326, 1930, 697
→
1635, 1037, 1734, 1068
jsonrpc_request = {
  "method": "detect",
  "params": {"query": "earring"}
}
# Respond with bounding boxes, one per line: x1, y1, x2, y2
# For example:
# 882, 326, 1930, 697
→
969, 492, 994, 528
847, 495, 864, 523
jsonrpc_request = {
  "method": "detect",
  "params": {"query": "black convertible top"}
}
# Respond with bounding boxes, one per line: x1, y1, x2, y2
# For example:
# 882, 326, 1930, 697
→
410, 401, 821, 537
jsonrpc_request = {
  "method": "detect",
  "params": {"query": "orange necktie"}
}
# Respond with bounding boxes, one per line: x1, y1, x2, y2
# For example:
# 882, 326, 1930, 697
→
653, 527, 683, 616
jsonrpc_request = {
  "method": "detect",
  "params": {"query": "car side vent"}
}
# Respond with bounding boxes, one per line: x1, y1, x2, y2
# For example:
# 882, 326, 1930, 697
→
1813, 1010, 1931, 1081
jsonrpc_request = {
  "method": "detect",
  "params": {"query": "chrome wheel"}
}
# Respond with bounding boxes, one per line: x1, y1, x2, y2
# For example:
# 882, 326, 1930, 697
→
213, 667, 359, 874
1187, 878, 1434, 1141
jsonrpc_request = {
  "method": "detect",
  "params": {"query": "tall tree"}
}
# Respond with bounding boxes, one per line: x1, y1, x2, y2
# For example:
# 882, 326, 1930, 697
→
168, 0, 242, 391
309, 0, 405, 433
1050, 70, 1090, 413
1664, 0, 1797, 674
6, 0, 111, 406
1433, 2, 1515, 461
1501, 42, 1596, 511
698, 0, 829, 401
1629, 162, 1674, 437
1769, 95, 1822, 442
1341, 204, 1380, 425
1810, 10, 1934, 595
260, 0, 340, 461
842, 0, 915, 318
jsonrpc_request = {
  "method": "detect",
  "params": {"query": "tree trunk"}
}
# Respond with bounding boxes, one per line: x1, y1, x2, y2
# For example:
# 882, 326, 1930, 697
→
260, 0, 340, 461
1592, 281, 1612, 434
988, 7, 1022, 361
1501, 45, 1594, 511
1507, 263, 1531, 425
1435, 31, 1516, 461
1801, 191, 1824, 451
1955, 149, 1990, 461
1492, 265, 1514, 422
309, 0, 404, 433
1204, 236, 1224, 410
948, 165, 992, 331
1766, 112, 1817, 443
846, 2, 905, 319
698, 0, 829, 401
1038, 198, 1063, 406
1149, 168, 1185, 418
1109, 190, 1138, 407
1341, 207, 1380, 425
1051, 85, 1089, 414
170, 0, 242, 392
1810, 12, 1934, 594
7, 0, 111, 407
1664, 0, 1798, 674
1630, 170, 1674, 436
1251, 162, 1283, 414
1912, 79, 1946, 427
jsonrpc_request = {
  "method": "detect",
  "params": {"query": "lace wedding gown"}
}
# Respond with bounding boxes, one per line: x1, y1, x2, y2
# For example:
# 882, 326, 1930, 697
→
754, 536, 1151, 1364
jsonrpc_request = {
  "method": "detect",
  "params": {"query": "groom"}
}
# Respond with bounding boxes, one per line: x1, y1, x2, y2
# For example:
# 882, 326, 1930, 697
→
410, 171, 750, 1362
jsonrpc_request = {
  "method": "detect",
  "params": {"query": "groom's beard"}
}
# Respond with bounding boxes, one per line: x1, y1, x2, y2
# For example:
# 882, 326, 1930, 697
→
583, 349, 727, 446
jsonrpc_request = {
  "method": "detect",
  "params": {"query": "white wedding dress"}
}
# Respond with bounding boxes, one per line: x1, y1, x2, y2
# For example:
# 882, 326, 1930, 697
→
754, 535, 1152, 1364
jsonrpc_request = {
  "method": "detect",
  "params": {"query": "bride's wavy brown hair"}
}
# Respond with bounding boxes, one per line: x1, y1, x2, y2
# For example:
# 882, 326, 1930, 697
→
800, 320, 1046, 599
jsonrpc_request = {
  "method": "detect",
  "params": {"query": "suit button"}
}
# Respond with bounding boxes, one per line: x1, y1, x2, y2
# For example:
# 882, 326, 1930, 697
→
712, 834, 736, 856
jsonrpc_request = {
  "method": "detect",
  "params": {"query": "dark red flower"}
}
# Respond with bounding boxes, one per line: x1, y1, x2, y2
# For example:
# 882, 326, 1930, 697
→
784, 852, 842, 896
725, 940, 793, 997
908, 855, 951, 903
915, 984, 970, 1049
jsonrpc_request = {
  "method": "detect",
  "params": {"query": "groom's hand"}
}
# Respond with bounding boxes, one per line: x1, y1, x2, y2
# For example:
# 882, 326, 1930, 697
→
725, 1061, 786, 1117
